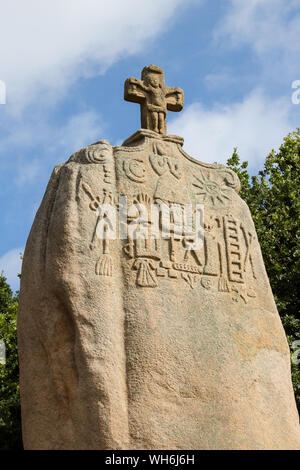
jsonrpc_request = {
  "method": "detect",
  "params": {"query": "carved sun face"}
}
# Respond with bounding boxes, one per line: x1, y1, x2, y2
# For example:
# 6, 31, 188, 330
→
193, 171, 231, 206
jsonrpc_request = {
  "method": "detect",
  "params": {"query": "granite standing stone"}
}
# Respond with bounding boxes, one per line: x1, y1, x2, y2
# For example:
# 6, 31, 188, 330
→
18, 66, 300, 449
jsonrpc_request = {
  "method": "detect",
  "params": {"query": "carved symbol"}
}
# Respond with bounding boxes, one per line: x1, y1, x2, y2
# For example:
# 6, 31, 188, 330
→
95, 255, 113, 276
201, 277, 212, 290
85, 141, 113, 164
90, 196, 115, 252
240, 224, 257, 279
173, 262, 200, 274
169, 234, 176, 263
95, 224, 113, 277
81, 182, 101, 211
218, 275, 230, 292
247, 288, 256, 298
167, 207, 184, 263
223, 215, 244, 283
167, 159, 182, 180
133, 192, 152, 206
87, 148, 106, 163
193, 170, 231, 206
231, 285, 248, 304
127, 192, 161, 260
182, 273, 198, 289
84, 142, 114, 185
124, 239, 134, 258
222, 169, 241, 193
161, 260, 172, 269
133, 258, 157, 287
156, 267, 167, 277
183, 237, 203, 267
217, 240, 230, 292
82, 183, 115, 212
149, 154, 168, 176
135, 238, 161, 260
103, 165, 112, 184
155, 142, 169, 155
123, 159, 146, 182
168, 269, 178, 278
231, 284, 256, 303
203, 217, 219, 276
81, 181, 115, 276
149, 153, 182, 180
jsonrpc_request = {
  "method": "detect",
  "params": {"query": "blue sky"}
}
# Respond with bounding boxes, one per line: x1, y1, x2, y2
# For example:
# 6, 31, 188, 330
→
0, 0, 300, 290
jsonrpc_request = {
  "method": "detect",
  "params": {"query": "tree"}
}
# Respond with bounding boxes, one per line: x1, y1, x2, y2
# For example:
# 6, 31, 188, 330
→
227, 129, 300, 412
0, 274, 22, 449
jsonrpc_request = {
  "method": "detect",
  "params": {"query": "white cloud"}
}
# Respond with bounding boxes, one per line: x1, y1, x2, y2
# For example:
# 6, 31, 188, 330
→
169, 90, 294, 170
194, 1, 300, 170
52, 110, 103, 155
1, 110, 101, 151
0, 110, 103, 185
0, 248, 23, 292
216, 0, 300, 82
0, 0, 195, 112
204, 68, 240, 90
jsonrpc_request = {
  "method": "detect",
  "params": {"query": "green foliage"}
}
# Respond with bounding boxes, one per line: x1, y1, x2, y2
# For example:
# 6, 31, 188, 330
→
0, 274, 22, 449
227, 129, 300, 413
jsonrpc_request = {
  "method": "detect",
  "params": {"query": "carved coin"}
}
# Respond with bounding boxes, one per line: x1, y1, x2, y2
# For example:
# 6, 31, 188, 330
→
201, 277, 212, 290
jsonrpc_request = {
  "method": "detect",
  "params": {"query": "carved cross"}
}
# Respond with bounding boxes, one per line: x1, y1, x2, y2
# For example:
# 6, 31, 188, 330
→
124, 64, 184, 135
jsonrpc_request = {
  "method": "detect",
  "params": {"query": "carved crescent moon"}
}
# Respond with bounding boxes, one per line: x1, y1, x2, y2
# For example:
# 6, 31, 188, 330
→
123, 159, 146, 183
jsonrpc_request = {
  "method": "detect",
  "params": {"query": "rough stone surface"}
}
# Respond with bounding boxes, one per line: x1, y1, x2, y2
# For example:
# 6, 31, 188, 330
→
18, 66, 300, 449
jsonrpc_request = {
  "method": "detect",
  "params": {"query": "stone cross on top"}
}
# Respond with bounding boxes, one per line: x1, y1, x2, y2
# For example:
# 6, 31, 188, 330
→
124, 64, 184, 135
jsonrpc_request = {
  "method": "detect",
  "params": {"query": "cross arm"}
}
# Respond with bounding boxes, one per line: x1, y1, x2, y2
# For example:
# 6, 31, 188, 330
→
166, 86, 184, 112
124, 77, 148, 104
